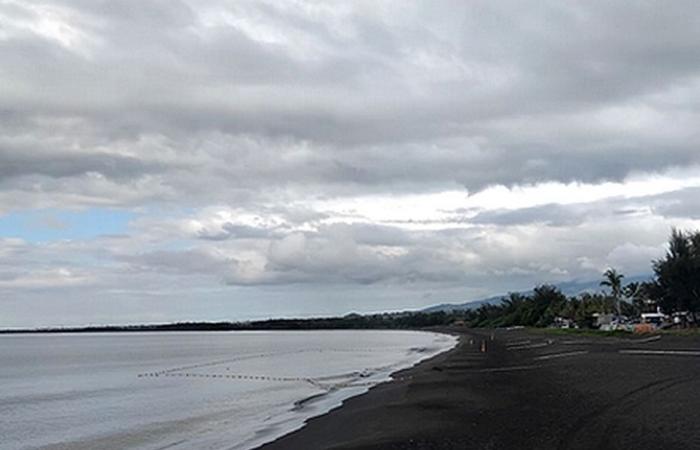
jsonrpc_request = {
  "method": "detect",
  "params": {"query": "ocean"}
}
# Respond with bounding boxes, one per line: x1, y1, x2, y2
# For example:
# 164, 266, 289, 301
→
0, 330, 456, 449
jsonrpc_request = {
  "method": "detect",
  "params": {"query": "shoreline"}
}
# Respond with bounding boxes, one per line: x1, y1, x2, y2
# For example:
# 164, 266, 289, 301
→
259, 327, 700, 449
255, 327, 462, 450
248, 328, 460, 450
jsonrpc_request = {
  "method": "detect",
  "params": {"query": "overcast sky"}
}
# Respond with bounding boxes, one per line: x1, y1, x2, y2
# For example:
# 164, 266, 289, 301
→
2, 1, 700, 327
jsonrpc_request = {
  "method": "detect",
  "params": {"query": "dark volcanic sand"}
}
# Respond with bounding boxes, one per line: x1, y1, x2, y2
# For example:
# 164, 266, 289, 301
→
259, 328, 700, 450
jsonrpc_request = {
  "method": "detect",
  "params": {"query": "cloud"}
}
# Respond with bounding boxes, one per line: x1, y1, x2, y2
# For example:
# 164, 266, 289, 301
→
651, 186, 700, 220
0, 268, 92, 289
470, 203, 591, 227
1, 0, 700, 208
3, 1, 700, 326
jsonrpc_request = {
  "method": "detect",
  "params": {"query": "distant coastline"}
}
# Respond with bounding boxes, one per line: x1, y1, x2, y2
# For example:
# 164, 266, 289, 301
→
0, 312, 452, 334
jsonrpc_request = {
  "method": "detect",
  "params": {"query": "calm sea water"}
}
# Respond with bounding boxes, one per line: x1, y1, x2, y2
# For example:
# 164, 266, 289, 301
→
0, 330, 456, 449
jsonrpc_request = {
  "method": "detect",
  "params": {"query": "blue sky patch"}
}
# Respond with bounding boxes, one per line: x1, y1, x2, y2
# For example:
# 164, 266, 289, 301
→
0, 208, 134, 242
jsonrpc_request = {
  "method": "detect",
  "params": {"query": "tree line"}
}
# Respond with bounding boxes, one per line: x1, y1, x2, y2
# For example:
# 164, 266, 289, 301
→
0, 313, 454, 334
458, 228, 700, 328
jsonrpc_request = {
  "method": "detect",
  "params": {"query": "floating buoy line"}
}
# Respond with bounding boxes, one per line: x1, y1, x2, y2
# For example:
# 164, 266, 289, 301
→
136, 347, 417, 389
137, 370, 413, 389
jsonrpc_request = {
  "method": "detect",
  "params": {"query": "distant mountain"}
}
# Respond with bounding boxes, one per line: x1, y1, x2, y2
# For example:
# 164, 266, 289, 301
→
421, 275, 652, 313
421, 295, 503, 313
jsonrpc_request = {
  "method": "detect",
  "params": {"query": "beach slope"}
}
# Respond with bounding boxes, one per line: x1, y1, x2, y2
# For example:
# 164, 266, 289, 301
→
261, 328, 700, 449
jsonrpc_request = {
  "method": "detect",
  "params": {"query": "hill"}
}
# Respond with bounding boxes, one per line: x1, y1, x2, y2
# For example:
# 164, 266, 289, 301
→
421, 275, 651, 313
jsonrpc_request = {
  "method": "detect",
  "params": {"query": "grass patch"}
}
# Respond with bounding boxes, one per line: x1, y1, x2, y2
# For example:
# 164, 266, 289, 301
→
659, 327, 700, 336
532, 327, 634, 338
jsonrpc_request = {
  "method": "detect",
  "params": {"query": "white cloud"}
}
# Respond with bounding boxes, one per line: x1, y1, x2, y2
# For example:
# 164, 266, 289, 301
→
0, 267, 93, 289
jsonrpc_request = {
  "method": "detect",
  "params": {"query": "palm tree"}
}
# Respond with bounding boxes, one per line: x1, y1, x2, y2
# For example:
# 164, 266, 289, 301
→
601, 268, 624, 316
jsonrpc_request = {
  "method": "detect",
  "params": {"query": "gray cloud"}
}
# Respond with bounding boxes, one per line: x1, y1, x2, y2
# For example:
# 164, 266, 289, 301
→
2, 1, 700, 326
650, 187, 700, 220
197, 223, 279, 241
470, 203, 591, 227
1, 0, 700, 206
0, 147, 159, 181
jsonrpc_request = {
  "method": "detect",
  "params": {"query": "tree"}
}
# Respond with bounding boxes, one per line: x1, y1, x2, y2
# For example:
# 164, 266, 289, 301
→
624, 281, 658, 314
499, 292, 528, 326
531, 284, 567, 327
653, 228, 700, 322
600, 268, 624, 315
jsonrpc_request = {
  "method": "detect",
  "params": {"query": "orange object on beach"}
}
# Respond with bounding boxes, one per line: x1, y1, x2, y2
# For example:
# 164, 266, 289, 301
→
634, 323, 656, 334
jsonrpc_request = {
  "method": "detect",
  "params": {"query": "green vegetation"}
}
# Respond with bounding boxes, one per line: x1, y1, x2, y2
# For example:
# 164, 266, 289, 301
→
660, 328, 700, 336
652, 228, 700, 321
457, 228, 700, 329
535, 328, 632, 338
600, 268, 624, 315
449, 285, 633, 329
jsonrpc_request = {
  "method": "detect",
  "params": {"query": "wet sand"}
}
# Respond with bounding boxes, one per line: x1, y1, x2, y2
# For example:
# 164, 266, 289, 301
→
259, 328, 700, 449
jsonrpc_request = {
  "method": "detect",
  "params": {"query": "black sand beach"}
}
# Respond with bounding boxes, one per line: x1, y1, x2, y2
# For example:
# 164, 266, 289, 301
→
260, 328, 700, 449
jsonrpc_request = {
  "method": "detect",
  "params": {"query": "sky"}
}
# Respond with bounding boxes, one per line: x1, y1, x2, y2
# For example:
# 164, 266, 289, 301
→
2, 1, 700, 328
